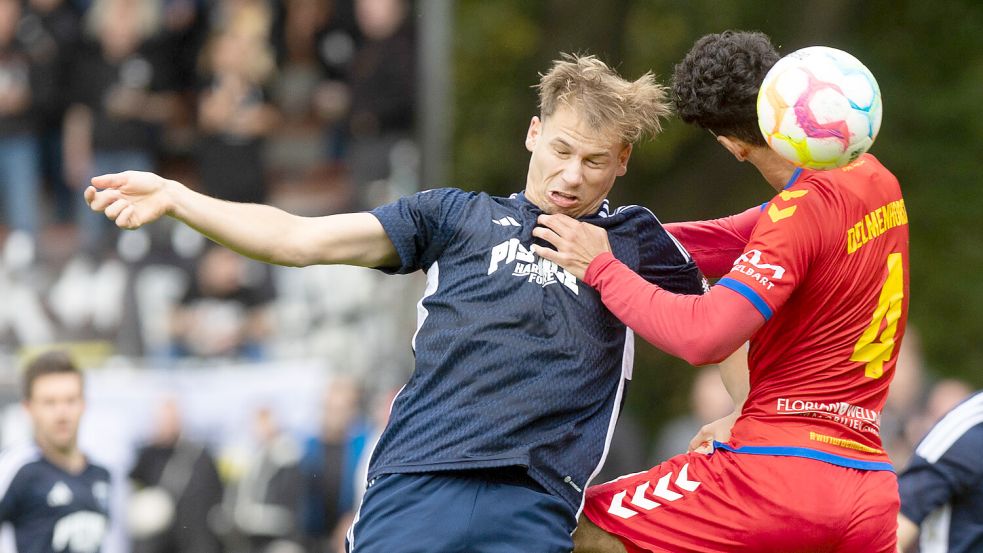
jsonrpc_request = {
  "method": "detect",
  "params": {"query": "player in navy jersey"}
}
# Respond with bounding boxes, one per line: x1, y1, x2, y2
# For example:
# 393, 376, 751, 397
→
897, 390, 983, 553
0, 351, 111, 553
83, 54, 706, 552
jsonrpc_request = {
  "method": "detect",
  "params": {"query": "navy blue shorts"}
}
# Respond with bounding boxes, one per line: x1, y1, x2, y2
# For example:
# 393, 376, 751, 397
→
347, 469, 577, 552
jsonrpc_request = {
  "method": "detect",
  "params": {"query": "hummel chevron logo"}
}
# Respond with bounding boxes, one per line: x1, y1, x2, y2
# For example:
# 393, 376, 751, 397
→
768, 189, 808, 222
492, 216, 521, 227
767, 203, 797, 223
606, 463, 701, 519
778, 189, 809, 202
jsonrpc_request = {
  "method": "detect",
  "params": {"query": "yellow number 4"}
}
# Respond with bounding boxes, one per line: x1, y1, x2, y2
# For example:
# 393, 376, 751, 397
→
851, 253, 904, 379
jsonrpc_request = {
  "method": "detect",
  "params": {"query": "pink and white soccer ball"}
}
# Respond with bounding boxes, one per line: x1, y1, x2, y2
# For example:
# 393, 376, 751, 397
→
757, 46, 882, 170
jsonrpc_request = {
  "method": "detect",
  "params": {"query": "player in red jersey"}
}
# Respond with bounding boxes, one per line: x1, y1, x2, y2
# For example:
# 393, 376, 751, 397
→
534, 31, 909, 552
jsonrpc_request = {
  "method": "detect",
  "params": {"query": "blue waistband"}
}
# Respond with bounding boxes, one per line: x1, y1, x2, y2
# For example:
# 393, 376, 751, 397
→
712, 442, 895, 472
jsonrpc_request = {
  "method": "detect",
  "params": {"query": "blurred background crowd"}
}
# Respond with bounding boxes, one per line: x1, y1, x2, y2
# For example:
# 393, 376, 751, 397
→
0, 1, 980, 552
0, 0, 422, 366
0, 0, 423, 550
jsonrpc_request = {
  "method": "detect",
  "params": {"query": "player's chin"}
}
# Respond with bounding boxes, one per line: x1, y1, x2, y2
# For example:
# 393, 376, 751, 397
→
547, 203, 585, 218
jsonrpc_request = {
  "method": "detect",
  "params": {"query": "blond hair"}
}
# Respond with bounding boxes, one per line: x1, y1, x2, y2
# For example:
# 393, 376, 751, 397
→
536, 53, 671, 144
85, 0, 161, 41
199, 2, 276, 84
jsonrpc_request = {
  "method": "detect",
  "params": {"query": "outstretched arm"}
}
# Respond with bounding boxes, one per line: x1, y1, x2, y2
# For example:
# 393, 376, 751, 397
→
86, 171, 399, 268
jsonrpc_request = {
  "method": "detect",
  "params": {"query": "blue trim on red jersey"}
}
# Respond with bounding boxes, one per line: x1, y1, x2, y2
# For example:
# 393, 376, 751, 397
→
713, 441, 895, 472
717, 277, 773, 320
783, 167, 804, 190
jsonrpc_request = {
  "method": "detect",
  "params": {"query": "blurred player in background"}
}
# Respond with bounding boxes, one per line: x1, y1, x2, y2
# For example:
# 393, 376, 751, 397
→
896, 390, 983, 553
0, 350, 110, 553
84, 54, 706, 552
536, 31, 909, 552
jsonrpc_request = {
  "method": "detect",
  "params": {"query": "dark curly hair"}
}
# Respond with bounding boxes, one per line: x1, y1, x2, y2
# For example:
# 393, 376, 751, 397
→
671, 31, 780, 146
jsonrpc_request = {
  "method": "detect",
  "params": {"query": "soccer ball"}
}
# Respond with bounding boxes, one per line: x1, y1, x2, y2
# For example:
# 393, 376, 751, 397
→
757, 46, 882, 170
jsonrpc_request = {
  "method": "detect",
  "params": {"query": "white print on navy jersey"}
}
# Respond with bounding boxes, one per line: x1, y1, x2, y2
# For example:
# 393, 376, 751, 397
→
487, 238, 579, 294
606, 463, 701, 519
730, 249, 786, 290
776, 398, 881, 434
51, 511, 107, 553
47, 482, 73, 508
492, 216, 521, 227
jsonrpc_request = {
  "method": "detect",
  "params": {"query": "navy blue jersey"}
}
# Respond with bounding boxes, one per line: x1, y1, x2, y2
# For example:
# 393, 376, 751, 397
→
0, 446, 110, 553
368, 189, 706, 513
899, 391, 983, 553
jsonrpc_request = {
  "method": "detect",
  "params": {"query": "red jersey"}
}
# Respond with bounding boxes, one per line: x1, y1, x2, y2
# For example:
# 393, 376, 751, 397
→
716, 154, 909, 468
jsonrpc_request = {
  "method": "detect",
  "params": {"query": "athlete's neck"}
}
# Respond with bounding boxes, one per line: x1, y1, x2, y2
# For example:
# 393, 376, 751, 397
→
747, 147, 798, 191
37, 439, 87, 474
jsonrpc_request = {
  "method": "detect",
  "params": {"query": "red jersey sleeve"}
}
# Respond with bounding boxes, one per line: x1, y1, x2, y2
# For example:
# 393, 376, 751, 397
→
716, 185, 827, 320
584, 254, 765, 366
665, 206, 761, 278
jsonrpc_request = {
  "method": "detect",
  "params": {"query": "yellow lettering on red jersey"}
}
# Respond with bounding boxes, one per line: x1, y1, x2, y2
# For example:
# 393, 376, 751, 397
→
846, 199, 909, 254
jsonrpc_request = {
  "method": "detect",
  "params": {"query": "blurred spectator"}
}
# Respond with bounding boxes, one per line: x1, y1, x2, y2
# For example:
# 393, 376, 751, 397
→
903, 377, 973, 453
272, 0, 343, 127
0, 350, 111, 553
205, 0, 269, 31
897, 390, 983, 553
299, 376, 369, 553
196, 3, 279, 204
264, 0, 360, 215
160, 0, 208, 93
169, 245, 275, 360
128, 397, 224, 553
310, 0, 361, 165
273, 0, 360, 159
222, 406, 304, 553
650, 364, 735, 462
63, 0, 178, 253
20, 0, 83, 225
0, 0, 44, 238
346, 0, 415, 208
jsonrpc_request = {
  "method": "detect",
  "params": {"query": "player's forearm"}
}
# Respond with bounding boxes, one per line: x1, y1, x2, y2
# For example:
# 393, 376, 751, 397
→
167, 183, 321, 267
896, 514, 918, 552
718, 345, 750, 408
584, 253, 764, 366
168, 183, 398, 267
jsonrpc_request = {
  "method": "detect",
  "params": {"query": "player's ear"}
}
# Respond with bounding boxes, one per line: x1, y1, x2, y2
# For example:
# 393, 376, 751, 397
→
615, 143, 632, 177
525, 116, 542, 152
717, 135, 751, 162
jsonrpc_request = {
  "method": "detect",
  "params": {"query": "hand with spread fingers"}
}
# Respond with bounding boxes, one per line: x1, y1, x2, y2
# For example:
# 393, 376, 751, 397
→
85, 171, 176, 230
532, 213, 612, 281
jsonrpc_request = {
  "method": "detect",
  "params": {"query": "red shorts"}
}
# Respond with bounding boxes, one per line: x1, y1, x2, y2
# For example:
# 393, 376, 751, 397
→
583, 449, 898, 553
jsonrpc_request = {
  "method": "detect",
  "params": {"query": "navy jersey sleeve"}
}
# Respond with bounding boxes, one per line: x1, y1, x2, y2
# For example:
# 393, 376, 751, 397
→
0, 450, 30, 522
634, 210, 708, 296
899, 424, 983, 524
0, 479, 14, 522
369, 188, 475, 274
